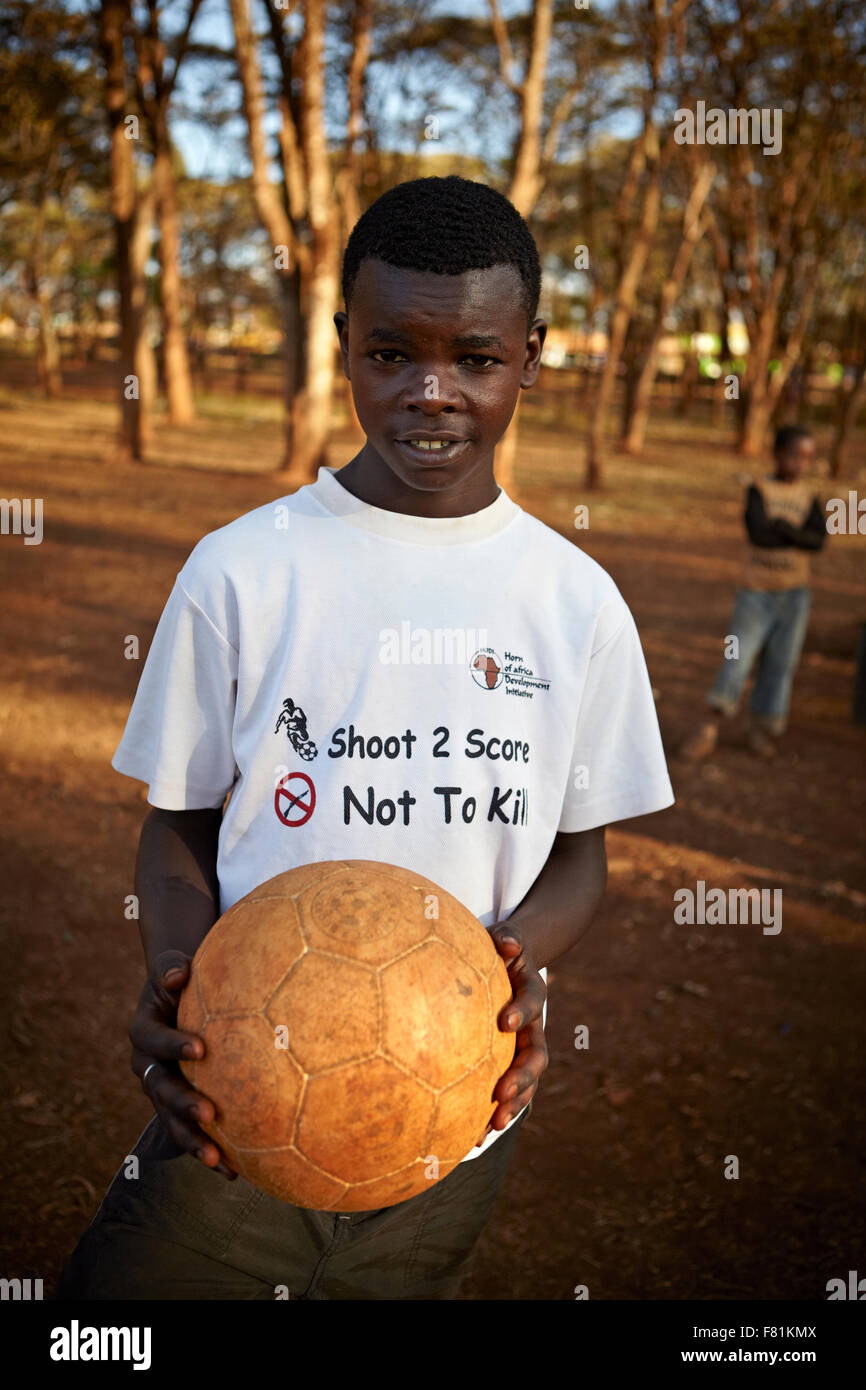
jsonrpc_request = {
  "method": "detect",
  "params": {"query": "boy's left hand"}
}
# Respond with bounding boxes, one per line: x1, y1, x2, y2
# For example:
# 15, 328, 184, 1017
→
475, 924, 548, 1146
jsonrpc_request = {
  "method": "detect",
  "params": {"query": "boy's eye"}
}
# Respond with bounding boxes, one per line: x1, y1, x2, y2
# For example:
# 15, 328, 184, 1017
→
371, 349, 408, 363
370, 350, 501, 368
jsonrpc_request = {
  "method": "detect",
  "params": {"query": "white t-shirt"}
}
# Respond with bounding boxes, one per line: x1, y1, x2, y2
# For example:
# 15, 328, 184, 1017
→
112, 465, 674, 1164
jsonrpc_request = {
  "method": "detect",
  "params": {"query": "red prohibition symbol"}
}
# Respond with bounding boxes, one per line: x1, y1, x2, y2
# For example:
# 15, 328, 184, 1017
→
274, 771, 316, 827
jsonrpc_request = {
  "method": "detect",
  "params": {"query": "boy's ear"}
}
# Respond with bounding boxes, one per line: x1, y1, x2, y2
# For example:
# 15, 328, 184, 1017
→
520, 319, 547, 390
334, 311, 351, 380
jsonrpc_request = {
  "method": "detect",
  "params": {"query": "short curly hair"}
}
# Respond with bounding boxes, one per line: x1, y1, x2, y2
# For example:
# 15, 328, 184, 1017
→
341, 176, 542, 323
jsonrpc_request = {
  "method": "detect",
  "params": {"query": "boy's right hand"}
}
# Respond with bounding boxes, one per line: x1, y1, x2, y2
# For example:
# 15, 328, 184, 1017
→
129, 951, 238, 1181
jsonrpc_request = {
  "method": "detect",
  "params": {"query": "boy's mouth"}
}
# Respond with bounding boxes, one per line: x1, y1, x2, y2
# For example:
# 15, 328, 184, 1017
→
395, 433, 470, 464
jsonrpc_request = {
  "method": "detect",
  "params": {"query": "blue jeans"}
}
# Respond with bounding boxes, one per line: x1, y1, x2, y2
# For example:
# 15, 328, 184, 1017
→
707, 586, 811, 733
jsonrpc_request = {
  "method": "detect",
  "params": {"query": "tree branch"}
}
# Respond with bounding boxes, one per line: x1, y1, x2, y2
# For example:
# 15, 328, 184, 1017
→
487, 0, 521, 96
165, 0, 206, 98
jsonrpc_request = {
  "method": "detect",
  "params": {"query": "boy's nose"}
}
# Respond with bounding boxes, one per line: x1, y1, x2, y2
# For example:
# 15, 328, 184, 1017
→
399, 370, 463, 411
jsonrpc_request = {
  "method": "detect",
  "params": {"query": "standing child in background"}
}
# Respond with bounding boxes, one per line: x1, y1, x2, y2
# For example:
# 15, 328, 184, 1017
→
681, 425, 827, 761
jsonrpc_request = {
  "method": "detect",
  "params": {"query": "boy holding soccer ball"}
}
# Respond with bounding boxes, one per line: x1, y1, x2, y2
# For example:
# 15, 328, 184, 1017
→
56, 177, 672, 1300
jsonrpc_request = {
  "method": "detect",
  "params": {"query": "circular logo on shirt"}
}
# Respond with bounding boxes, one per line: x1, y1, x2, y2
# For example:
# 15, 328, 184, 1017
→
470, 648, 503, 690
275, 772, 316, 827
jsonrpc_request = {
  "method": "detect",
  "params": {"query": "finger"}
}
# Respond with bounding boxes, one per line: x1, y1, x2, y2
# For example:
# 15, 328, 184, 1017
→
136, 1057, 217, 1136
495, 1046, 548, 1104
146, 953, 193, 1005
490, 930, 540, 972
489, 1094, 534, 1131
488, 1096, 529, 1131
493, 1016, 548, 1092
129, 972, 204, 1054
136, 1056, 207, 1113
490, 932, 523, 960
150, 950, 193, 992
162, 1110, 238, 1180
501, 1018, 547, 1061
189, 1135, 238, 1181
145, 1069, 237, 1180
498, 1057, 545, 1102
499, 975, 546, 1031
495, 1053, 547, 1103
145, 1067, 232, 1160
491, 1068, 541, 1124
130, 1009, 204, 1062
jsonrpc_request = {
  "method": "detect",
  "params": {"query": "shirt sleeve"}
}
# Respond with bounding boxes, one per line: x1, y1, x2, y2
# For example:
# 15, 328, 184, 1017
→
110, 576, 239, 810
773, 496, 828, 551
745, 484, 789, 548
557, 608, 674, 832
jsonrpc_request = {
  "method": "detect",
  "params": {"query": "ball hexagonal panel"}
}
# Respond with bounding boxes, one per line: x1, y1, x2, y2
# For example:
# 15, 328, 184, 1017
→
381, 939, 487, 1087
488, 965, 519, 1076
234, 1144, 348, 1210
429, 899, 499, 981
342, 1156, 456, 1212
246, 861, 348, 904
298, 1057, 434, 1181
184, 1013, 303, 1149
196, 897, 305, 1016
295, 866, 429, 962
432, 1060, 502, 1161
267, 953, 379, 1073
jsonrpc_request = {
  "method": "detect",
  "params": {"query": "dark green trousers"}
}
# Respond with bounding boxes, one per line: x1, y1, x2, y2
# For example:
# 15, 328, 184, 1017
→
54, 1108, 526, 1301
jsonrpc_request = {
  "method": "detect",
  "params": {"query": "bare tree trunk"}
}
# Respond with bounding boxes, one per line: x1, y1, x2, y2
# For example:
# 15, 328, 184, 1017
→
99, 0, 142, 461
733, 144, 820, 455
30, 207, 62, 396
73, 320, 95, 366
333, 0, 370, 448
581, 0, 693, 485
794, 339, 816, 424
287, 0, 340, 483
622, 161, 714, 453
229, 0, 306, 469
132, 2, 201, 428
703, 201, 744, 427
490, 0, 554, 494
586, 126, 663, 487
131, 183, 157, 446
507, 0, 553, 216
335, 0, 371, 240
737, 262, 786, 455
829, 351, 866, 478
740, 269, 817, 456
677, 344, 699, 417
619, 337, 641, 441
35, 291, 62, 396
153, 133, 195, 424
277, 264, 303, 452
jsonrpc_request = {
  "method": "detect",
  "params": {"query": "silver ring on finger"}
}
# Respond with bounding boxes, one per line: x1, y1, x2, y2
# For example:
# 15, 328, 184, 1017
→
143, 1061, 159, 1091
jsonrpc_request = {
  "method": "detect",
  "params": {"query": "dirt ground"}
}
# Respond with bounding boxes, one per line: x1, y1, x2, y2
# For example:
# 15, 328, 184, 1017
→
1, 372, 864, 1301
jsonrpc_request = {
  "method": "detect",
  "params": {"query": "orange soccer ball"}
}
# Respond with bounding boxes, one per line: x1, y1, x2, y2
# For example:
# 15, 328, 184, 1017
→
178, 860, 516, 1211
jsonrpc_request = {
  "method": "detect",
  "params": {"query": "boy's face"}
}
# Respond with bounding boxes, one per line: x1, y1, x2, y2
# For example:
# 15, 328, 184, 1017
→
334, 259, 546, 497
774, 436, 815, 481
